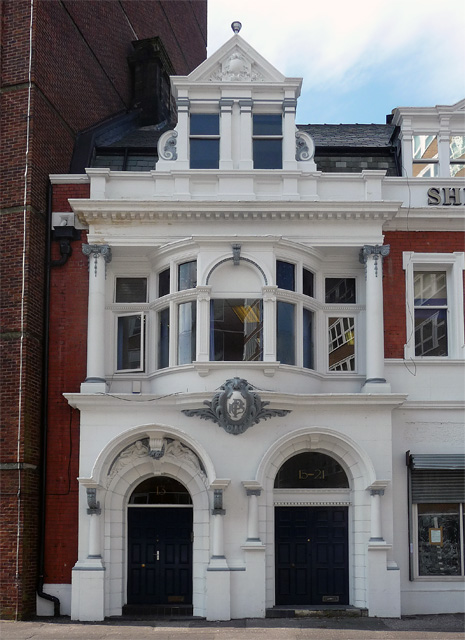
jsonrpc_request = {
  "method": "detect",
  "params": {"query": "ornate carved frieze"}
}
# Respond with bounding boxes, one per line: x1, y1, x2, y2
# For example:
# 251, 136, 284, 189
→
208, 52, 265, 82
359, 244, 390, 277
82, 244, 112, 276
182, 377, 291, 435
106, 437, 205, 486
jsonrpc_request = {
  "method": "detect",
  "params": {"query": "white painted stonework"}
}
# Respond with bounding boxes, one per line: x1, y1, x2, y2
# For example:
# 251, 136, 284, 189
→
43, 33, 464, 620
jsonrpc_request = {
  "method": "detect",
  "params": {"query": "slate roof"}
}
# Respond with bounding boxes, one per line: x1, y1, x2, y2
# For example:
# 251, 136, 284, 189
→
297, 124, 396, 148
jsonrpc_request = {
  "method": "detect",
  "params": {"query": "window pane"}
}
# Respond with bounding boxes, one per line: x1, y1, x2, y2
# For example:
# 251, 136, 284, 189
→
190, 138, 219, 169
328, 317, 355, 371
190, 138, 220, 169
158, 307, 169, 369
253, 138, 282, 169
413, 135, 438, 160
303, 268, 314, 297
178, 301, 196, 364
413, 162, 439, 178
117, 315, 142, 370
418, 503, 461, 576
253, 114, 282, 135
303, 308, 314, 370
325, 278, 356, 303
415, 309, 448, 356
274, 452, 349, 488
414, 272, 447, 307
190, 113, 219, 135
158, 268, 170, 297
276, 260, 295, 291
178, 261, 197, 291
130, 476, 193, 505
211, 299, 262, 362
277, 302, 295, 365
450, 164, 465, 178
115, 278, 147, 303
450, 135, 465, 161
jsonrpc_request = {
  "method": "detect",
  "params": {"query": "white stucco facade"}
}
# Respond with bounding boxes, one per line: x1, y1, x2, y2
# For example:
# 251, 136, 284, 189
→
40, 32, 465, 621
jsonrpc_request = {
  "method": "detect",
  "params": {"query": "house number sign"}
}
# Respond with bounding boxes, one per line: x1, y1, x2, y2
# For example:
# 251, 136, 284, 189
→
299, 469, 326, 480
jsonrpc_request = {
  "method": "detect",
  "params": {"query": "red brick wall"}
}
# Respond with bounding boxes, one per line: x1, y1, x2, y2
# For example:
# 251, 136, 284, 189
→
383, 231, 465, 358
0, 0, 206, 618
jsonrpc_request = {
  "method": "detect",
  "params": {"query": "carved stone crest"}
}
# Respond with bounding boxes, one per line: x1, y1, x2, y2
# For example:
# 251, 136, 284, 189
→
182, 377, 291, 435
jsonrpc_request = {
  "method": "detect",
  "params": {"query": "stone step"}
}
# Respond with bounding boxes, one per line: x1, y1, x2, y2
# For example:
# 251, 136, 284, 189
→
266, 606, 368, 618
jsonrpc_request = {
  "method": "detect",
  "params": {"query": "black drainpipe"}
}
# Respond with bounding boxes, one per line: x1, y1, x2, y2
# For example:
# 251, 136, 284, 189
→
37, 183, 81, 615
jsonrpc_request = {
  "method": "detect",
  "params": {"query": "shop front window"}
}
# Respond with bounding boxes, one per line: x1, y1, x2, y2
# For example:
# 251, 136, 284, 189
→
417, 503, 462, 576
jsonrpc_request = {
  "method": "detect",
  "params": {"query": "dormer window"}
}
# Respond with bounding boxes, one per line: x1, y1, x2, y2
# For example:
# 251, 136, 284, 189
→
190, 113, 219, 169
253, 114, 282, 169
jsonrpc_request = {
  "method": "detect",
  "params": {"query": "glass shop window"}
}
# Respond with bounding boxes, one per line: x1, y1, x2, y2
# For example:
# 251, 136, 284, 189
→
190, 113, 220, 169
253, 114, 282, 169
115, 277, 147, 303
450, 135, 465, 178
211, 299, 263, 362
414, 271, 448, 356
276, 260, 295, 291
117, 314, 144, 371
178, 301, 196, 365
417, 503, 463, 576
325, 277, 356, 304
328, 316, 355, 372
178, 260, 197, 291
412, 135, 439, 178
158, 268, 170, 297
277, 301, 295, 365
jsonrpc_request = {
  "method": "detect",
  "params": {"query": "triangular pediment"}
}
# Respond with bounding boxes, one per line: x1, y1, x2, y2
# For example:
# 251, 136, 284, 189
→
185, 34, 287, 84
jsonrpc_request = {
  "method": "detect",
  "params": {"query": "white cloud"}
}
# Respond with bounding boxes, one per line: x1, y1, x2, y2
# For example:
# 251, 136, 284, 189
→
208, 0, 465, 113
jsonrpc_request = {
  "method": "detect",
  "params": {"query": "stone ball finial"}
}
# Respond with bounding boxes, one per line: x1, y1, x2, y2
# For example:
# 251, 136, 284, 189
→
231, 21, 242, 34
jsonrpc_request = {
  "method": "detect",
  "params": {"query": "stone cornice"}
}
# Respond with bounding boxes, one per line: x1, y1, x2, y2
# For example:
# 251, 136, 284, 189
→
70, 199, 401, 224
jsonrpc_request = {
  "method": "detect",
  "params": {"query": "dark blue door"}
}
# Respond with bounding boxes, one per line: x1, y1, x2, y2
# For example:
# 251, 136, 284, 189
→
275, 506, 349, 605
128, 507, 193, 605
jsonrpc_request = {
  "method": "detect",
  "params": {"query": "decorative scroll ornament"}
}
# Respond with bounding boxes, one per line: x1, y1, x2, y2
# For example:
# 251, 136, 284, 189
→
82, 244, 112, 276
359, 244, 390, 277
295, 131, 315, 161
86, 488, 101, 515
157, 129, 178, 161
182, 377, 291, 436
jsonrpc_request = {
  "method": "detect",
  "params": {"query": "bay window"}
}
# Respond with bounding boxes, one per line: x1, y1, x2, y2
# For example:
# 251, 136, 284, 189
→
211, 299, 262, 361
117, 313, 144, 371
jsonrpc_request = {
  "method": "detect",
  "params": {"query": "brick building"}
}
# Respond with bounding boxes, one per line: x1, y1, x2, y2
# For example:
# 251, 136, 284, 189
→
0, 0, 207, 619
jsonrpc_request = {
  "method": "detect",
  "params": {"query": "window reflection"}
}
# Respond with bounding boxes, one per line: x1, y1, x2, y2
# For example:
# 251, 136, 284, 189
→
414, 271, 448, 356
178, 301, 196, 364
418, 504, 461, 576
328, 317, 355, 371
211, 299, 262, 361
277, 302, 295, 365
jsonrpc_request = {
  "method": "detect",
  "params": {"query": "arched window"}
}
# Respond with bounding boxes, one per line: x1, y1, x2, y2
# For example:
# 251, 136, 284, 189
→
274, 452, 349, 489
129, 477, 192, 505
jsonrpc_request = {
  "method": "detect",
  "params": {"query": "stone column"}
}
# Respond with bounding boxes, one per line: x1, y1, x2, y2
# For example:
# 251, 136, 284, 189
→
262, 285, 277, 362
86, 488, 102, 557
206, 480, 230, 621
359, 244, 390, 393
242, 481, 262, 543
282, 98, 297, 170
81, 244, 111, 393
369, 488, 385, 542
239, 99, 253, 170
196, 286, 211, 362
219, 98, 234, 170
175, 97, 190, 170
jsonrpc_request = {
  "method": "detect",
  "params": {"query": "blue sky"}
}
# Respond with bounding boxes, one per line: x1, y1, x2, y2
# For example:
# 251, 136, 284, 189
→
207, 0, 465, 124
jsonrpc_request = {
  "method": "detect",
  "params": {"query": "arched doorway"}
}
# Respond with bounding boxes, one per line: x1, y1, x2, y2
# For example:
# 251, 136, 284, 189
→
127, 476, 193, 610
274, 452, 350, 606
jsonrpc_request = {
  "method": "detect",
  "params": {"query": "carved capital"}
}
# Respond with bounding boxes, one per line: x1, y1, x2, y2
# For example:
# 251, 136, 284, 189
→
370, 488, 385, 497
82, 244, 112, 277
246, 489, 261, 497
359, 244, 390, 277
86, 488, 101, 515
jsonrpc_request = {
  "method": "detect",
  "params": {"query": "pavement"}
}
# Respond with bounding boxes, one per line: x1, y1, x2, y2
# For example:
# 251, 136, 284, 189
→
1, 614, 464, 640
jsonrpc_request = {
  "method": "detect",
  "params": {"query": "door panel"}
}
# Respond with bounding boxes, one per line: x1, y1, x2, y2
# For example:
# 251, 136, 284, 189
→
275, 506, 349, 605
128, 507, 193, 605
